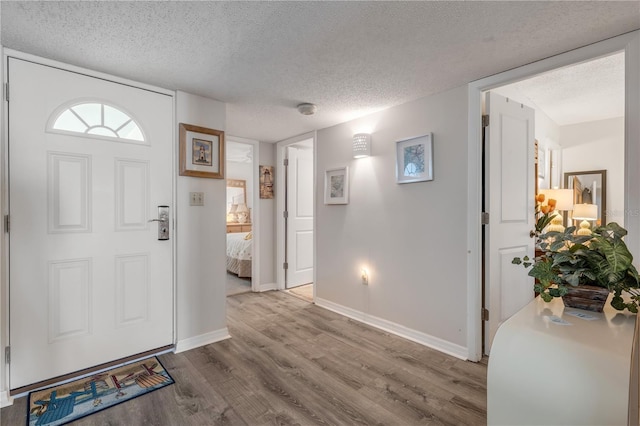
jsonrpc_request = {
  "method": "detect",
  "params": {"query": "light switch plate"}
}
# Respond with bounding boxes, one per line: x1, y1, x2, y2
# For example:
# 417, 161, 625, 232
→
189, 192, 204, 206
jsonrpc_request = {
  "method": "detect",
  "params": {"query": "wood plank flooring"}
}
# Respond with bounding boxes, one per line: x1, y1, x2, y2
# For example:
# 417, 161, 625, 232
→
1, 291, 487, 425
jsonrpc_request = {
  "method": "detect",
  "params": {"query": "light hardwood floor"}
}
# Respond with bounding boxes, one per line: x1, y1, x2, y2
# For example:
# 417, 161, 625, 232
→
1, 291, 487, 425
286, 283, 314, 302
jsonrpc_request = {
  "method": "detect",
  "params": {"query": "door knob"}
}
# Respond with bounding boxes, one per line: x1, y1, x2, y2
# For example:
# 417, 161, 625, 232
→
149, 206, 170, 240
530, 230, 536, 238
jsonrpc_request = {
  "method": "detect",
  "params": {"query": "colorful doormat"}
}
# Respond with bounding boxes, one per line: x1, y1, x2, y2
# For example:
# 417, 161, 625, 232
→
27, 357, 174, 426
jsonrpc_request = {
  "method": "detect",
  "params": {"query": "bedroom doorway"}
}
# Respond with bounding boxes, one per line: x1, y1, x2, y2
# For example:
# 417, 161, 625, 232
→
226, 139, 257, 296
479, 49, 627, 356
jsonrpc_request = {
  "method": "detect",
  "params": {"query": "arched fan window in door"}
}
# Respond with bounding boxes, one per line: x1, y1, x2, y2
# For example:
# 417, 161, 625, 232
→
48, 101, 146, 143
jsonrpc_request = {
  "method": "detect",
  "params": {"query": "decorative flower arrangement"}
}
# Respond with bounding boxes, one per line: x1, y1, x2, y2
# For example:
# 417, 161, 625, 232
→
532, 193, 557, 236
513, 194, 640, 313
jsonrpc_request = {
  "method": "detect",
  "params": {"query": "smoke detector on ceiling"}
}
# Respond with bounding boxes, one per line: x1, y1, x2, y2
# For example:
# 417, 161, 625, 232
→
297, 103, 317, 116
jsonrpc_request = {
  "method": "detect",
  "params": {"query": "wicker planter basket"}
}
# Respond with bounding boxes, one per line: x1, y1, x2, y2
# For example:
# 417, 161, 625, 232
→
562, 285, 610, 312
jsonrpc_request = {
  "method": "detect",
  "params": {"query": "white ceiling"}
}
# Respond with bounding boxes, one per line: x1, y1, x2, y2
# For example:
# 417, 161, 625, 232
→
1, 1, 639, 142
493, 52, 625, 126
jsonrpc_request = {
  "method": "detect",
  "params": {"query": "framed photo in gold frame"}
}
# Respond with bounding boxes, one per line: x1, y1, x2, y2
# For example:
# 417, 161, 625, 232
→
179, 123, 225, 179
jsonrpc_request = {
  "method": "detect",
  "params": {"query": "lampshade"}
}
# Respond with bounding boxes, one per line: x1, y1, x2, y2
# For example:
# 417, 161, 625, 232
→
353, 133, 371, 158
572, 203, 598, 220
235, 203, 249, 224
227, 203, 239, 223
539, 188, 573, 211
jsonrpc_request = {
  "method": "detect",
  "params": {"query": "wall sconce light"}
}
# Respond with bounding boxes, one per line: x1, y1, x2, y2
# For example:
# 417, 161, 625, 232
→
572, 203, 598, 235
353, 133, 371, 158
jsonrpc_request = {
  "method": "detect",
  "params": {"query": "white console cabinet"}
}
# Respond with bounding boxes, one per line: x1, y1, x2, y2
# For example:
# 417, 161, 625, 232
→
488, 296, 639, 426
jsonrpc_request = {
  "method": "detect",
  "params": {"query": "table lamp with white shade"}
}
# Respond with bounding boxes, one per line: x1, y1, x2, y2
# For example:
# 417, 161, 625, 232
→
572, 203, 598, 235
227, 203, 238, 222
235, 203, 249, 224
538, 188, 574, 232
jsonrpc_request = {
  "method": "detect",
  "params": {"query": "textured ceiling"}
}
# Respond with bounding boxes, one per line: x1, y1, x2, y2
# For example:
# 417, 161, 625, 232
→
1, 1, 639, 142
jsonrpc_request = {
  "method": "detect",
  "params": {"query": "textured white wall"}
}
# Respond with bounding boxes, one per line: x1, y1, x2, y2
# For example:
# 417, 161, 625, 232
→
316, 86, 469, 349
259, 141, 276, 287
175, 91, 228, 348
560, 116, 625, 225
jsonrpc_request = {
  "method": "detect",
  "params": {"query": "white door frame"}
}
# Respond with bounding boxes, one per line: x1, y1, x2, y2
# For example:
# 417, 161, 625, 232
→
276, 132, 316, 291
0, 48, 177, 403
466, 31, 640, 361
226, 135, 260, 291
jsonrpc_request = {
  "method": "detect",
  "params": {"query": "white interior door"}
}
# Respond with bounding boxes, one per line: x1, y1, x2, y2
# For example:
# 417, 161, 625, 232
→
8, 58, 174, 389
485, 92, 535, 353
286, 143, 314, 289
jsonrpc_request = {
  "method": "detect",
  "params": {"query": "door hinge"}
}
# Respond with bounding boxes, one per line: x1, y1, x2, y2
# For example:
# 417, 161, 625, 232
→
481, 212, 489, 225
4, 83, 8, 102
482, 114, 489, 127
482, 308, 489, 321
4, 215, 8, 232
4, 346, 9, 364
283, 211, 288, 219
283, 262, 289, 270
283, 158, 289, 167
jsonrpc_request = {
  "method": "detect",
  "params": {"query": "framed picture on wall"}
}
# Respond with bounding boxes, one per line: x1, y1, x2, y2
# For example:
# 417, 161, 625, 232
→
395, 133, 433, 184
324, 166, 349, 204
259, 165, 275, 199
179, 123, 225, 179
538, 147, 547, 178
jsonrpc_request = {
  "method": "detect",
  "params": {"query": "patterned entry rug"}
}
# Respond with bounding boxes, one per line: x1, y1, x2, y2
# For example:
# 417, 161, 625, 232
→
27, 356, 174, 426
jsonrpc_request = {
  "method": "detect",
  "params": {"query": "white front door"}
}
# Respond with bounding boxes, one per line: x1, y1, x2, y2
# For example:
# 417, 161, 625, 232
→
485, 92, 535, 353
286, 143, 314, 289
8, 58, 174, 389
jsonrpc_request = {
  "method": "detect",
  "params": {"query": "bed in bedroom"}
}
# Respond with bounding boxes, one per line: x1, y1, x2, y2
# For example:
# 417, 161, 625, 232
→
226, 232, 252, 277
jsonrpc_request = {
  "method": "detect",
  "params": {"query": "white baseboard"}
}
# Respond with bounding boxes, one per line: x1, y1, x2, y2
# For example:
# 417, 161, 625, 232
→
0, 390, 12, 408
175, 328, 231, 354
314, 298, 468, 360
257, 282, 277, 292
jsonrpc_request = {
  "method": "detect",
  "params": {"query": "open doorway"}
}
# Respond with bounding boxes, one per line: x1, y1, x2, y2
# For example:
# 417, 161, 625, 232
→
226, 140, 255, 296
276, 133, 315, 301
481, 51, 626, 354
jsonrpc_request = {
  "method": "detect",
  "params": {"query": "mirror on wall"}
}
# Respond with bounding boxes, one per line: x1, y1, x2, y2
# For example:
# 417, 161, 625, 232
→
564, 170, 607, 227
226, 179, 247, 223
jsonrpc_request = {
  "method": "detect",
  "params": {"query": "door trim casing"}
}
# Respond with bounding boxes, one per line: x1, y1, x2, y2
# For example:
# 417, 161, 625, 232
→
466, 31, 640, 361
275, 132, 316, 292
0, 48, 177, 400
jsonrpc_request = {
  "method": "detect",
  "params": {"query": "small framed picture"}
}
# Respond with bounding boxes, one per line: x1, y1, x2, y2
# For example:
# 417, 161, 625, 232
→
259, 165, 275, 199
179, 123, 225, 179
324, 166, 349, 205
538, 147, 547, 179
396, 133, 433, 184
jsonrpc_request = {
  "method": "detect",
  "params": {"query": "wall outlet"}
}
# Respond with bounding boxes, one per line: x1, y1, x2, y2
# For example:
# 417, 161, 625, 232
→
189, 192, 204, 206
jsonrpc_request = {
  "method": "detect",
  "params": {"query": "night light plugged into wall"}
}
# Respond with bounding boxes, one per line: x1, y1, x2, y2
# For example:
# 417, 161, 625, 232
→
353, 133, 371, 158
361, 268, 369, 285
